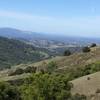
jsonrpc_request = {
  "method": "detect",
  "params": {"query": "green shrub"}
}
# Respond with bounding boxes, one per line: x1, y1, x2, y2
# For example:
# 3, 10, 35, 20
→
0, 82, 22, 100
82, 46, 90, 53
20, 73, 72, 100
96, 88, 100, 93
64, 50, 71, 56
24, 66, 37, 73
90, 43, 97, 47
72, 94, 87, 100
8, 68, 24, 76
47, 61, 57, 73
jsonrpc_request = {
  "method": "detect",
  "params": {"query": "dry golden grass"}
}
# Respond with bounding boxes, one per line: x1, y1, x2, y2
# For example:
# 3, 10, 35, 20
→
0, 47, 100, 84
71, 71, 100, 100
71, 71, 100, 96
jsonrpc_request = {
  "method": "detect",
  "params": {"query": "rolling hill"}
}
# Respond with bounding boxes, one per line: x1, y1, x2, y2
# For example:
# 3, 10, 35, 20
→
0, 46, 100, 78
0, 42, 100, 99
0, 36, 49, 70
14, 46, 100, 72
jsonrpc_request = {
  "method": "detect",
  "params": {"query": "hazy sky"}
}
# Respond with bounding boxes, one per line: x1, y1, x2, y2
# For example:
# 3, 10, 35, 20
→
0, 0, 100, 37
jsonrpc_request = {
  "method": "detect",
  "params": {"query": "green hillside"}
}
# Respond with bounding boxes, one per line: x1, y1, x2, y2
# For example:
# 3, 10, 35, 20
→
12, 46, 100, 73
0, 37, 49, 70
0, 46, 99, 81
0, 45, 100, 100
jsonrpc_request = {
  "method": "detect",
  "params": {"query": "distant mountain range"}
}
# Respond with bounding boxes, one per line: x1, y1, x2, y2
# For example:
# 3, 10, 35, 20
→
0, 28, 100, 47
0, 27, 40, 39
0, 27, 100, 56
0, 28, 81, 49
0, 28, 84, 55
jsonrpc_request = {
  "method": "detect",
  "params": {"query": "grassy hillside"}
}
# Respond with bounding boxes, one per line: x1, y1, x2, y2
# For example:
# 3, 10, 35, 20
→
71, 71, 100, 100
71, 71, 100, 95
0, 46, 100, 100
0, 46, 100, 79
14, 46, 100, 72
0, 37, 49, 70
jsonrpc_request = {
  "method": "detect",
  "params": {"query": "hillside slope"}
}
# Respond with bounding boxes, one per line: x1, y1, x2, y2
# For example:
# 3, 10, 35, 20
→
71, 71, 100, 95
20, 46, 100, 71
71, 71, 100, 100
0, 46, 100, 100
0, 37, 49, 70
0, 46, 100, 78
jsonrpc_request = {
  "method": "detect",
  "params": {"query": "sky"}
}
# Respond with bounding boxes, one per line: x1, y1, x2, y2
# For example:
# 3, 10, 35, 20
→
0, 0, 100, 37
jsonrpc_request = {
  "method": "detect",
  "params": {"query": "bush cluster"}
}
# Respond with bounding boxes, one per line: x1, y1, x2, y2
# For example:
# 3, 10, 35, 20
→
8, 66, 37, 76
64, 50, 71, 56
82, 46, 90, 53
